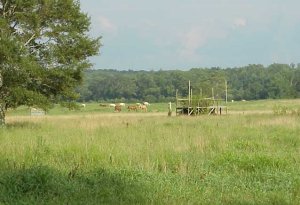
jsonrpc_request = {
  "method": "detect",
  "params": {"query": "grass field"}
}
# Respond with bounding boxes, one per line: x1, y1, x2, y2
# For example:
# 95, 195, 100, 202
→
0, 99, 300, 204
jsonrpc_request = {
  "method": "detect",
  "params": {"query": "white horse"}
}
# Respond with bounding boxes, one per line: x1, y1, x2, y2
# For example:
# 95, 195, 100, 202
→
139, 104, 147, 112
109, 103, 116, 107
143, 102, 150, 106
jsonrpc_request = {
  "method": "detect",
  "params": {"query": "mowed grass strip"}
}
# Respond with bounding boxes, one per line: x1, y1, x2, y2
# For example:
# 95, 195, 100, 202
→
0, 109, 300, 204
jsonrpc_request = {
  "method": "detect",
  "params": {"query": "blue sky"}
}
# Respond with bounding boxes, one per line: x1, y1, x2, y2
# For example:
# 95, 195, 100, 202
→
80, 0, 300, 70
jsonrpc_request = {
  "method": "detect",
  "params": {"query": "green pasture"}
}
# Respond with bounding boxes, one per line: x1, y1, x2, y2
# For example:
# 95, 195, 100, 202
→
1, 99, 300, 204
7, 99, 300, 117
7, 102, 170, 117
229, 99, 300, 111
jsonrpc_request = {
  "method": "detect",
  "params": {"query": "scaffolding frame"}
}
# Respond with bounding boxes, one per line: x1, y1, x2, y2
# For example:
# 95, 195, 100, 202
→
175, 81, 228, 116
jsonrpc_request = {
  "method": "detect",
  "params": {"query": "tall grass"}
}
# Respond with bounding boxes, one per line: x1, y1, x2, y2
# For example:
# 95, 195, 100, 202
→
1, 101, 300, 204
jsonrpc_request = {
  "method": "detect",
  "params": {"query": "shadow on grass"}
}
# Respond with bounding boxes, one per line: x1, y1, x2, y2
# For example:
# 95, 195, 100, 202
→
5, 121, 41, 130
0, 165, 152, 205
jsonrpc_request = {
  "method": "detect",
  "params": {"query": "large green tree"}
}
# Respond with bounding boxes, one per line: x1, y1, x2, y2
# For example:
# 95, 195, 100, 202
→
0, 0, 100, 124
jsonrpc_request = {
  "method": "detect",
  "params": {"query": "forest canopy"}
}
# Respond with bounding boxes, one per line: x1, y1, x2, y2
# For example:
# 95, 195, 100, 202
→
77, 64, 300, 102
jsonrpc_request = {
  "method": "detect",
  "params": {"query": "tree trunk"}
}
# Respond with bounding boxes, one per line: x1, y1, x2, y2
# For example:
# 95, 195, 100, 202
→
0, 73, 4, 125
0, 104, 6, 126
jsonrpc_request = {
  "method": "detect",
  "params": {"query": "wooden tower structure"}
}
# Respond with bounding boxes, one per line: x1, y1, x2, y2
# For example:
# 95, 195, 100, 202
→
175, 81, 227, 116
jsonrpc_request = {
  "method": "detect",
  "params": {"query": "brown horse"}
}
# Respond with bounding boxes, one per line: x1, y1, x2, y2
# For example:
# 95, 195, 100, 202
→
99, 103, 108, 107
127, 105, 138, 112
114, 105, 122, 112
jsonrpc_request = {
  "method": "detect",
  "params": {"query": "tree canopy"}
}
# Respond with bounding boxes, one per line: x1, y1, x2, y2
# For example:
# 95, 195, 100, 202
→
0, 0, 101, 124
78, 64, 300, 103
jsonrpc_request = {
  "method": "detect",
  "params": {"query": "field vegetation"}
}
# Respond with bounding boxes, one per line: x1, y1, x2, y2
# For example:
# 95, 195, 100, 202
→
0, 99, 299, 204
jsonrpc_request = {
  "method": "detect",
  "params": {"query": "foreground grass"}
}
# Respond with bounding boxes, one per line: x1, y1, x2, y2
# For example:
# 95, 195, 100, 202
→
1, 102, 300, 204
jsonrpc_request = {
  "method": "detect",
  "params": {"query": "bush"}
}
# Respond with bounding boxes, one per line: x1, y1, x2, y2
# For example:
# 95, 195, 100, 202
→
291, 108, 300, 116
273, 105, 288, 115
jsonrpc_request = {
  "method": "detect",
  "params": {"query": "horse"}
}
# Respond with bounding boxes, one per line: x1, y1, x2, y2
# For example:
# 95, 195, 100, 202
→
127, 105, 138, 112
114, 105, 122, 112
139, 104, 147, 112
99, 103, 108, 107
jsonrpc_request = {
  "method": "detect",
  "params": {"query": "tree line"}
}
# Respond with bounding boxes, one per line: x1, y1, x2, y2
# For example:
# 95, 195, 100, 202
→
77, 64, 300, 103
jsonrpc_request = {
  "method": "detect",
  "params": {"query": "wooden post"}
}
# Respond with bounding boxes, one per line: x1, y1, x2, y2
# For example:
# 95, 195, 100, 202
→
225, 80, 228, 115
188, 80, 191, 106
176, 89, 178, 116
191, 88, 193, 115
168, 102, 172, 116
188, 80, 191, 115
225, 80, 228, 104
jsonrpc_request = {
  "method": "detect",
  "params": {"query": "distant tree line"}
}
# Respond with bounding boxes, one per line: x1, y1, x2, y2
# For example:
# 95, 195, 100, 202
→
77, 64, 300, 102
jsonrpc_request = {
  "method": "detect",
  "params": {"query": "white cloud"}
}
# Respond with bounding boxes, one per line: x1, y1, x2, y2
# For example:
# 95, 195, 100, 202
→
234, 18, 247, 27
97, 16, 118, 33
179, 28, 207, 59
179, 24, 228, 60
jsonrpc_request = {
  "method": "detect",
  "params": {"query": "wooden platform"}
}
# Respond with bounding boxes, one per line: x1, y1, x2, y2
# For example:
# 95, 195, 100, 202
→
176, 106, 227, 116
175, 80, 228, 116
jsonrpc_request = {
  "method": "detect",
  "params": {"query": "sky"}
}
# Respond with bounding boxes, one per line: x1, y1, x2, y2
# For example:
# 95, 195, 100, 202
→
80, 0, 300, 70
